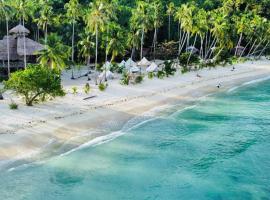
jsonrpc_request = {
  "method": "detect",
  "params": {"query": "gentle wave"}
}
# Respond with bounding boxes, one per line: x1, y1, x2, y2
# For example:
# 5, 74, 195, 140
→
227, 75, 270, 93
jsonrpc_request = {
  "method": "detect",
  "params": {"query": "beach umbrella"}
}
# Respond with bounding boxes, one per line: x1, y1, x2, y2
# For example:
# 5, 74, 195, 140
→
138, 57, 151, 66
146, 62, 158, 72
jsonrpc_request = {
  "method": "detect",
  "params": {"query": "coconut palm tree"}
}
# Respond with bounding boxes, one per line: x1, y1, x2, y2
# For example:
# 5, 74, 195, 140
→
102, 0, 117, 63
65, 0, 81, 64
65, 0, 81, 79
127, 28, 141, 60
0, 0, 12, 77
36, 1, 55, 46
130, 1, 153, 60
106, 24, 126, 62
11, 0, 34, 69
85, 0, 108, 82
151, 0, 163, 61
37, 34, 70, 71
78, 33, 95, 67
177, 3, 194, 51
166, 2, 175, 41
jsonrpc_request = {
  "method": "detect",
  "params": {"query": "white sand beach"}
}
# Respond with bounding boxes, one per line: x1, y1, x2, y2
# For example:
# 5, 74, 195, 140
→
1, 59, 270, 169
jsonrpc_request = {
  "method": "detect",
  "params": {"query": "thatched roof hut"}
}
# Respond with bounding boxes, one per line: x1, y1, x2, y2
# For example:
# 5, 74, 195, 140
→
9, 24, 30, 35
0, 25, 44, 62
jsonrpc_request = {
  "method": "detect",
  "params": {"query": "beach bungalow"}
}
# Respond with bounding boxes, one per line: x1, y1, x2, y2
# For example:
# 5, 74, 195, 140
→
0, 25, 44, 68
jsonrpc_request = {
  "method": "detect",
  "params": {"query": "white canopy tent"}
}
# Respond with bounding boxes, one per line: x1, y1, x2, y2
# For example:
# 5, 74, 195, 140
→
129, 66, 140, 73
125, 58, 136, 69
138, 57, 151, 66
146, 62, 158, 72
99, 70, 114, 80
118, 60, 126, 67
103, 61, 112, 70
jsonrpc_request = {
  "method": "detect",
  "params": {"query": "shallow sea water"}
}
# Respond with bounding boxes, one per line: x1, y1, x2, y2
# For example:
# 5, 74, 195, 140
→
0, 79, 270, 200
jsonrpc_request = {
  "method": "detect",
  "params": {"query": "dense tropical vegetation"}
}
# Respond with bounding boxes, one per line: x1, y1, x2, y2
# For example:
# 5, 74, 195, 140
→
1, 0, 270, 105
0, 0, 270, 69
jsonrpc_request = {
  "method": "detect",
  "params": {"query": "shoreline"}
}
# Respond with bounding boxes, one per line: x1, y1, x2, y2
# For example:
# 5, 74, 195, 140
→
1, 59, 270, 170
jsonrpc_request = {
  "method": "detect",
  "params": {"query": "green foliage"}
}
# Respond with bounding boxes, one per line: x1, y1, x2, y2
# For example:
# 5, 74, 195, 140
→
84, 83, 91, 94
148, 72, 154, 79
120, 71, 130, 85
135, 75, 143, 84
9, 102, 18, 110
71, 86, 78, 95
4, 65, 65, 106
164, 60, 176, 76
98, 83, 107, 91
37, 34, 70, 71
179, 52, 199, 67
157, 70, 166, 79
110, 62, 124, 74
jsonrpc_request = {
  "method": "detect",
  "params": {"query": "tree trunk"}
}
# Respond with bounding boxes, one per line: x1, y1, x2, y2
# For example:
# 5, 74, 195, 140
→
131, 47, 135, 60
45, 23, 48, 46
258, 41, 270, 59
179, 32, 187, 56
247, 39, 257, 57
71, 20, 75, 63
187, 34, 198, 67
168, 15, 171, 41
186, 32, 190, 50
140, 28, 144, 60
153, 27, 157, 62
6, 17, 10, 77
235, 33, 243, 57
105, 26, 109, 62
239, 38, 252, 58
70, 20, 75, 79
200, 36, 204, 59
23, 18, 27, 69
95, 26, 98, 85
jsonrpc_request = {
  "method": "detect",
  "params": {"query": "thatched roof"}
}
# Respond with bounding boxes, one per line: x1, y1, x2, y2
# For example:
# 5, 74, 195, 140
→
0, 36, 21, 60
17, 37, 44, 56
0, 25, 44, 61
9, 24, 30, 35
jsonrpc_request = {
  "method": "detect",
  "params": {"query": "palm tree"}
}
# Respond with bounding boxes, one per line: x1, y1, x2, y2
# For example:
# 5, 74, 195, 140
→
78, 32, 95, 80
11, 0, 34, 69
166, 2, 175, 41
127, 28, 141, 60
85, 0, 108, 83
177, 3, 194, 51
194, 9, 208, 59
78, 33, 95, 67
65, 0, 81, 79
151, 0, 163, 61
0, 0, 12, 77
106, 24, 126, 62
37, 34, 70, 71
102, 1, 117, 63
36, 1, 55, 46
130, 1, 153, 60
65, 0, 81, 63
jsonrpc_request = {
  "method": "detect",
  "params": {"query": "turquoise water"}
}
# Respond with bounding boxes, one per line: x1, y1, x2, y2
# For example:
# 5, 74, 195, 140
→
1, 79, 270, 200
